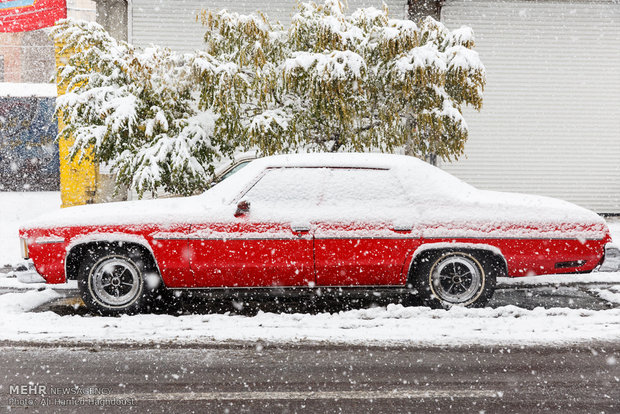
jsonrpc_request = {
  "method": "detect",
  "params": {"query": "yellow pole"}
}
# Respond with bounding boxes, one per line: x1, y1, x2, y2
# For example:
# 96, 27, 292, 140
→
55, 40, 98, 208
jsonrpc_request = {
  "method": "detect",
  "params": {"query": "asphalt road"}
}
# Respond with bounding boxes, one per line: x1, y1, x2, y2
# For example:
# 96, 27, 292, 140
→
25, 282, 618, 316
0, 343, 618, 413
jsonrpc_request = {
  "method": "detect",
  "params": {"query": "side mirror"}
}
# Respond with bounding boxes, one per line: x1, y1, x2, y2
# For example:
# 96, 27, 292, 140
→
235, 200, 251, 217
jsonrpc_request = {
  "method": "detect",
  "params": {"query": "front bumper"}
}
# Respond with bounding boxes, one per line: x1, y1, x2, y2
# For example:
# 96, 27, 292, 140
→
598, 243, 620, 272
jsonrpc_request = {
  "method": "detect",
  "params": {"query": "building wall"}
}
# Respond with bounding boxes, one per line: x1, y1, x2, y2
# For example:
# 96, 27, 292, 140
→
0, 30, 56, 84
441, 0, 620, 214
0, 0, 96, 84
130, 0, 407, 52
0, 32, 22, 82
0, 1, 97, 193
96, 0, 128, 41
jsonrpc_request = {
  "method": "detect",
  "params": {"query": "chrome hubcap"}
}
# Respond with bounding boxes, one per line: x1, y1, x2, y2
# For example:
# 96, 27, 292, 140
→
430, 254, 483, 305
91, 257, 141, 307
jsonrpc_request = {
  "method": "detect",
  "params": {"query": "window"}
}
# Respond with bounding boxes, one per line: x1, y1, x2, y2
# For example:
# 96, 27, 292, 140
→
242, 167, 408, 210
242, 167, 327, 207
321, 168, 408, 207
218, 160, 252, 182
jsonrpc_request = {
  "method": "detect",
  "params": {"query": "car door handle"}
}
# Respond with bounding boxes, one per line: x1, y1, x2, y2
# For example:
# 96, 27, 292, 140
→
291, 224, 311, 233
392, 225, 413, 232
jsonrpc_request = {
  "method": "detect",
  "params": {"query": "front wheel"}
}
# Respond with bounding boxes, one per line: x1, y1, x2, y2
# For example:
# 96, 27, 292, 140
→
78, 246, 158, 315
414, 251, 496, 309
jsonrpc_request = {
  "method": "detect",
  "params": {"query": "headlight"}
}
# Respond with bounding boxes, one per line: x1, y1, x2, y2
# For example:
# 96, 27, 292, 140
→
20, 238, 29, 260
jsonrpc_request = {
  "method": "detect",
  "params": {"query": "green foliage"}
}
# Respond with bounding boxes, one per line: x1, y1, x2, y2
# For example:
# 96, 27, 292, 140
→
53, 0, 485, 197
202, 0, 486, 159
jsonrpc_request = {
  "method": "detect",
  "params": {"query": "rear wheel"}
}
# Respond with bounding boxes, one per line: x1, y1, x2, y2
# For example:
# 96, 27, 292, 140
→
78, 246, 160, 315
413, 250, 496, 309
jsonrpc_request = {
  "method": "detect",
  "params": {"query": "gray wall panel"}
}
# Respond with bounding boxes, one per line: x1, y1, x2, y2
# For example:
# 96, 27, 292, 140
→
131, 0, 406, 52
441, 0, 620, 213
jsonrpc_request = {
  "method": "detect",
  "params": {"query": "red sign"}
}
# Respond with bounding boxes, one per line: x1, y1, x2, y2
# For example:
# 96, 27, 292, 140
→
0, 0, 66, 32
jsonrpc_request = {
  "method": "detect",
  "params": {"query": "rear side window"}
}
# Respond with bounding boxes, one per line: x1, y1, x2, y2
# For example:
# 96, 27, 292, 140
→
321, 168, 408, 207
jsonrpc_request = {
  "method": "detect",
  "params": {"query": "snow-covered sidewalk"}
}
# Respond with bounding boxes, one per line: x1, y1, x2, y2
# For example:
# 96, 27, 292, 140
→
0, 291, 618, 347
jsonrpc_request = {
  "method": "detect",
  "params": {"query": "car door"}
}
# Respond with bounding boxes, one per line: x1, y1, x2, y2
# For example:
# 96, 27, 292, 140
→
189, 167, 327, 288
313, 168, 418, 286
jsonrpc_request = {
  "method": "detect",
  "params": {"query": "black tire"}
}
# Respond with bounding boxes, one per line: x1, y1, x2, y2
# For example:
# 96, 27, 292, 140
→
412, 250, 497, 309
77, 245, 161, 316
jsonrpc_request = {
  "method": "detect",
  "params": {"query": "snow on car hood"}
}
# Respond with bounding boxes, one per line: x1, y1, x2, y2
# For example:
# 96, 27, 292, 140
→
20, 195, 217, 230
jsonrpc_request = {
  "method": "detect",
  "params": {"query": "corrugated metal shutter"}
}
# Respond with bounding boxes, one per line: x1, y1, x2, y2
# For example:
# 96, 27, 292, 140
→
131, 0, 407, 52
441, 0, 620, 214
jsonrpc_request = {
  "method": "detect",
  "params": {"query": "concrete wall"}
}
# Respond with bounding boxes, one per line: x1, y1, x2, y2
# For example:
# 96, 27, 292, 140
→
95, 0, 128, 41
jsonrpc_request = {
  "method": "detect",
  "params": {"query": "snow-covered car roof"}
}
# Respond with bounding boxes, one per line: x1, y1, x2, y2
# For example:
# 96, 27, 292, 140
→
203, 152, 474, 206
236, 152, 425, 169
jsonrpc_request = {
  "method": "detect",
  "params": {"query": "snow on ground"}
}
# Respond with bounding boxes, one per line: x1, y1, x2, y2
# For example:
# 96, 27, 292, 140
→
497, 272, 620, 287
0, 289, 61, 314
607, 221, 620, 243
0, 278, 77, 290
0, 82, 57, 97
0, 192, 61, 266
0, 291, 618, 346
589, 285, 620, 305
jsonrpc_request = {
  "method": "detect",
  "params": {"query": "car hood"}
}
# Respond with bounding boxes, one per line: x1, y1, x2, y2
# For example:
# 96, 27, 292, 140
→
20, 195, 221, 231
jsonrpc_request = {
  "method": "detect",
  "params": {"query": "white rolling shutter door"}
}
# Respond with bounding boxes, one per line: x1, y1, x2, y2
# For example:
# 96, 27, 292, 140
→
130, 0, 406, 53
440, 0, 620, 214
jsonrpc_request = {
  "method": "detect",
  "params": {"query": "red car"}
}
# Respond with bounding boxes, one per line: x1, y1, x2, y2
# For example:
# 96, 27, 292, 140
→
19, 153, 614, 314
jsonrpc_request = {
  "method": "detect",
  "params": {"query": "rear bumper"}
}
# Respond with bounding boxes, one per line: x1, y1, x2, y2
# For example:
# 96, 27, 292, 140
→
598, 243, 620, 272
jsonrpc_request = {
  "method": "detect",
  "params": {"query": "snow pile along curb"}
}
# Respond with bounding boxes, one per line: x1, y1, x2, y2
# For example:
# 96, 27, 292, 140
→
0, 289, 61, 314
0, 290, 618, 347
497, 272, 620, 288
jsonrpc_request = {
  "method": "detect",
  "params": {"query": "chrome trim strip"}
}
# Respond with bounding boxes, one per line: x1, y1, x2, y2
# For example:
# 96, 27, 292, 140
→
154, 236, 309, 241
423, 235, 605, 241
314, 235, 414, 240
35, 237, 65, 245
154, 234, 604, 241
187, 236, 309, 241
171, 284, 407, 291
314, 235, 604, 241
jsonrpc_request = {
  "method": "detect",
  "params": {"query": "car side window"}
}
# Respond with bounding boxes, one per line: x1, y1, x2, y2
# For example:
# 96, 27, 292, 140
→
218, 161, 252, 182
321, 168, 408, 207
241, 167, 327, 207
